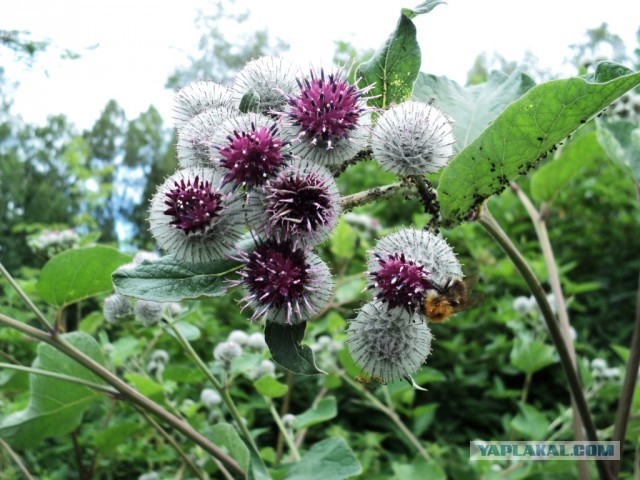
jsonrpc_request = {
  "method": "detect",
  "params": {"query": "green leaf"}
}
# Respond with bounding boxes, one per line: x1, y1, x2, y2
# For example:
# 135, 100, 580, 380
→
0, 332, 106, 448
330, 219, 357, 259
265, 322, 325, 376
402, 0, 447, 20
284, 437, 362, 480
596, 118, 640, 182
413, 67, 534, 152
356, 13, 421, 108
254, 375, 288, 398
94, 421, 139, 455
510, 339, 557, 375
511, 402, 549, 439
295, 397, 337, 429
163, 321, 201, 342
123, 373, 163, 401
36, 246, 130, 307
392, 457, 446, 480
437, 65, 640, 226
112, 254, 240, 302
530, 129, 605, 202
239, 89, 261, 113
210, 422, 250, 471
412, 403, 438, 437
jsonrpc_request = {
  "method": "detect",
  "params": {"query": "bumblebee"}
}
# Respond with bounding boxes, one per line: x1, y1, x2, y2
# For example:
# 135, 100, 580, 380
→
422, 277, 482, 323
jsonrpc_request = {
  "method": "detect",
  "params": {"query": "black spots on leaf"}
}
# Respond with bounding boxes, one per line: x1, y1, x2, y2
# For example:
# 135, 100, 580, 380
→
537, 136, 544, 142
580, 118, 587, 124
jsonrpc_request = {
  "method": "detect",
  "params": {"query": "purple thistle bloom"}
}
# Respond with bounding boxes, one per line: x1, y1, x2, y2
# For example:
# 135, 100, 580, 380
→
368, 252, 432, 314
176, 107, 235, 168
231, 240, 333, 325
149, 166, 247, 263
212, 113, 291, 189
282, 66, 372, 166
250, 159, 340, 246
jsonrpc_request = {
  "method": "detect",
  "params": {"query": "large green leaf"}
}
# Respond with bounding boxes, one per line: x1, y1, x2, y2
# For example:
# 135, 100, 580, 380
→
36, 246, 130, 307
295, 396, 337, 429
511, 402, 549, 440
437, 63, 640, 226
285, 438, 362, 480
356, 12, 422, 108
510, 339, 557, 375
112, 254, 240, 302
530, 129, 606, 202
0, 332, 106, 448
264, 322, 324, 376
596, 118, 640, 182
254, 375, 288, 398
413, 68, 534, 152
210, 422, 250, 471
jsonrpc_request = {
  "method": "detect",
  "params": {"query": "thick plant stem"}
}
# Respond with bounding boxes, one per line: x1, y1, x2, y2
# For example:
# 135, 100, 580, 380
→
608, 270, 640, 478
340, 182, 415, 211
166, 320, 264, 462
342, 373, 430, 460
512, 183, 588, 480
477, 205, 611, 480
0, 313, 245, 478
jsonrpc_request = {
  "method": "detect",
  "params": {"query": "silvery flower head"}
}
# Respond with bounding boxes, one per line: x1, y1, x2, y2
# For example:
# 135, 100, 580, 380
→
149, 166, 247, 263
282, 413, 296, 429
282, 64, 373, 166
372, 101, 455, 176
135, 300, 165, 326
200, 388, 223, 409
228, 329, 250, 346
211, 113, 292, 190
247, 332, 268, 351
103, 293, 133, 324
213, 340, 243, 363
346, 301, 433, 382
367, 228, 462, 314
250, 158, 341, 247
177, 107, 236, 168
232, 56, 302, 115
151, 349, 170, 365
512, 296, 537, 315
231, 239, 334, 325
173, 80, 234, 129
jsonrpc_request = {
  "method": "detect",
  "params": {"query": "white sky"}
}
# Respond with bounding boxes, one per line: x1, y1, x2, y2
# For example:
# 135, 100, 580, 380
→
2, 0, 639, 130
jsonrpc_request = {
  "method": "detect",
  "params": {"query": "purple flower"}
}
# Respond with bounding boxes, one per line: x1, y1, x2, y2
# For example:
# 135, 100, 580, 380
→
232, 240, 333, 325
282, 66, 372, 166
368, 252, 431, 314
250, 159, 340, 246
212, 113, 291, 189
176, 107, 235, 168
149, 167, 247, 263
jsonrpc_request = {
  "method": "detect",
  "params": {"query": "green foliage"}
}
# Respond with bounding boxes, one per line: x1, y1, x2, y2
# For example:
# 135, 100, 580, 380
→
295, 397, 338, 429
0, 332, 106, 448
284, 438, 362, 480
596, 117, 640, 182
254, 375, 288, 398
36, 246, 130, 307
438, 64, 640, 226
210, 422, 251, 470
264, 322, 325, 376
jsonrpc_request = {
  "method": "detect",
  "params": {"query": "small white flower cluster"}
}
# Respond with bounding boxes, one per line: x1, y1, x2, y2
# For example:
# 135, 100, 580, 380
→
590, 358, 621, 381
27, 228, 79, 257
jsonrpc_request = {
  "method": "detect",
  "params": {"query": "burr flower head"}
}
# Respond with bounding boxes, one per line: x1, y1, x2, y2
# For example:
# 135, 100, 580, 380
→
176, 107, 236, 168
173, 80, 234, 129
368, 227, 462, 289
372, 101, 455, 176
213, 340, 243, 363
346, 301, 433, 382
135, 300, 165, 326
200, 388, 222, 409
103, 293, 133, 324
283, 66, 372, 166
232, 56, 301, 115
149, 166, 247, 263
251, 159, 341, 246
212, 113, 290, 189
368, 252, 431, 314
233, 240, 333, 325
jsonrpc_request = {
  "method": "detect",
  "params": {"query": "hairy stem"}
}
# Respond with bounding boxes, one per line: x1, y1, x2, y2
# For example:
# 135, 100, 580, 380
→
340, 182, 415, 211
477, 205, 611, 480
329, 146, 373, 177
0, 312, 244, 477
409, 175, 441, 232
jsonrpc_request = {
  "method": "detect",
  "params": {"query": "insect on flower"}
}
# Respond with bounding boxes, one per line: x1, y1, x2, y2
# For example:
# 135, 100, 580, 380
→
422, 276, 483, 323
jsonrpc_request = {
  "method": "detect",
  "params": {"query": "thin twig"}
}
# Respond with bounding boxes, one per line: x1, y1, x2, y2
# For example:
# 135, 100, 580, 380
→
329, 147, 373, 177
409, 175, 441, 233
0, 438, 34, 480
70, 432, 86, 480
266, 396, 301, 462
136, 406, 208, 480
340, 182, 415, 211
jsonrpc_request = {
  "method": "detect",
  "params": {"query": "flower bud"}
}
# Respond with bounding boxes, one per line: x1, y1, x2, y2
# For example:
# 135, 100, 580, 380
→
214, 340, 243, 363
103, 294, 133, 324
135, 300, 165, 326
200, 388, 223, 409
